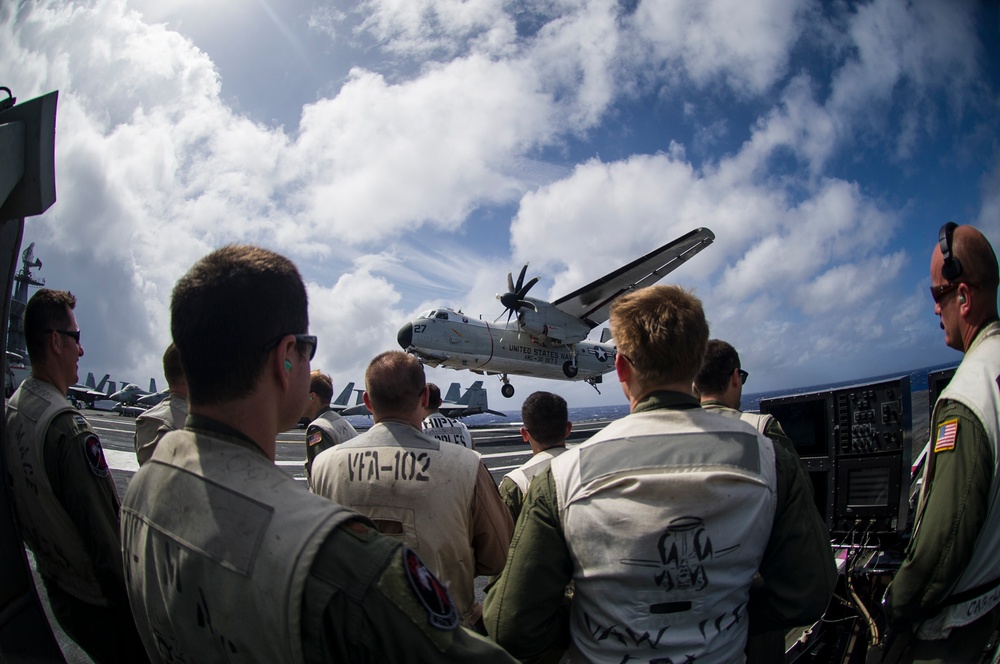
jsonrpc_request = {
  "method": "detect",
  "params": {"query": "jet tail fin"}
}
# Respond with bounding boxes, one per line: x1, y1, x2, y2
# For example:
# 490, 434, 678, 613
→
443, 382, 462, 403
85, 372, 96, 388
333, 382, 355, 406
149, 378, 157, 393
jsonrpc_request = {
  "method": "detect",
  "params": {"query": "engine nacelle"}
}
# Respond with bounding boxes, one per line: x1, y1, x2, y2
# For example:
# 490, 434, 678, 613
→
517, 305, 590, 345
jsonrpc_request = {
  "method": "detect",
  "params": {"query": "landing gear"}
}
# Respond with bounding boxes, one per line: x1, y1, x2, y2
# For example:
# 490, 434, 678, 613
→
562, 345, 579, 378
500, 374, 515, 398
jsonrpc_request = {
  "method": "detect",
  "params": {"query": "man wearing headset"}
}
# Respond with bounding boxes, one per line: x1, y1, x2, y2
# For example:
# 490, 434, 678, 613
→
884, 224, 1000, 663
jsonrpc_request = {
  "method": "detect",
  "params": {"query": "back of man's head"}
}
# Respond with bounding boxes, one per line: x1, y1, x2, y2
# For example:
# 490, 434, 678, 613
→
171, 244, 308, 406
426, 383, 443, 410
162, 342, 185, 391
310, 370, 334, 406
521, 391, 569, 447
694, 340, 740, 397
610, 285, 709, 389
365, 351, 425, 417
24, 288, 76, 364
953, 225, 999, 312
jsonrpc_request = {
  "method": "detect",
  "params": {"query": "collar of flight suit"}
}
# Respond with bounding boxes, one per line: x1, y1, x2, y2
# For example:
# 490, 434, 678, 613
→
632, 390, 701, 414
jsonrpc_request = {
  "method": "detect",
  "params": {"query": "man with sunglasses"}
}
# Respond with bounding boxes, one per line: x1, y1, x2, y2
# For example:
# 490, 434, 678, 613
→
883, 224, 1000, 663
694, 339, 795, 456
122, 246, 514, 662
4, 288, 148, 662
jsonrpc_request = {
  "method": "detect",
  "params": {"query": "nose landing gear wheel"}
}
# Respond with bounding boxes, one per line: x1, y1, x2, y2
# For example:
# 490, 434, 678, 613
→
501, 383, 515, 398
562, 361, 579, 378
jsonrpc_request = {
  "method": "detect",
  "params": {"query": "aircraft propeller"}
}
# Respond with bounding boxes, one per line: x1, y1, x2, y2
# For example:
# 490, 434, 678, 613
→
495, 264, 539, 325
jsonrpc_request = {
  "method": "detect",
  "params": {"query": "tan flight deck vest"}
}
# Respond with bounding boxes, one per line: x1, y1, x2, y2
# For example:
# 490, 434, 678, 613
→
310, 421, 481, 623
917, 321, 1000, 640
4, 377, 110, 605
551, 408, 777, 664
310, 409, 357, 445
504, 446, 567, 495
133, 393, 188, 465
121, 429, 358, 664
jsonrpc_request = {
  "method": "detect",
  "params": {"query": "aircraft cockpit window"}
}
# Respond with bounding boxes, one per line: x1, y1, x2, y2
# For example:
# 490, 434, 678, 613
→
419, 310, 435, 319
435, 311, 450, 320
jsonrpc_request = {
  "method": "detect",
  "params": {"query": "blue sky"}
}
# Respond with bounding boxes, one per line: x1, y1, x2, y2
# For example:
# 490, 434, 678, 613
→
3, 0, 999, 409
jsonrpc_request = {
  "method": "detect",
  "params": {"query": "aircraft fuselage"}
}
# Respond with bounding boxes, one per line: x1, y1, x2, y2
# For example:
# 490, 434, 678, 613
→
398, 309, 616, 382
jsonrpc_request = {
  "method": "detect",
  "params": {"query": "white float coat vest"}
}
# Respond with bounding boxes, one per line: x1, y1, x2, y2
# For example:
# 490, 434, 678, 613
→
422, 413, 473, 449
310, 409, 357, 445
917, 321, 1000, 640
550, 407, 777, 663
4, 377, 110, 605
310, 421, 481, 622
505, 446, 567, 495
121, 428, 358, 664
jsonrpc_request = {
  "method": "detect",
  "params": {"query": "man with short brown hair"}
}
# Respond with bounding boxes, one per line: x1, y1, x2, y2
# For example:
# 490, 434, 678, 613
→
311, 350, 513, 628
4, 288, 148, 662
485, 285, 835, 662
122, 246, 513, 662
303, 369, 357, 483
498, 391, 571, 523
134, 342, 188, 465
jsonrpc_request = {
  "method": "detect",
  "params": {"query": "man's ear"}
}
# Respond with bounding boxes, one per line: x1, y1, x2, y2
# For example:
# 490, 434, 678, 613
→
615, 353, 631, 383
520, 426, 530, 442
362, 391, 374, 415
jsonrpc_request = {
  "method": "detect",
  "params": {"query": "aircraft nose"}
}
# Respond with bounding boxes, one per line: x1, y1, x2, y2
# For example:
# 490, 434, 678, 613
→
397, 322, 413, 349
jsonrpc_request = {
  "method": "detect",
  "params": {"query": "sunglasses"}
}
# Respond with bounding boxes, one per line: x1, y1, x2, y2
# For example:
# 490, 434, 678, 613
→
929, 282, 962, 305
263, 333, 318, 360
48, 329, 81, 344
737, 368, 748, 385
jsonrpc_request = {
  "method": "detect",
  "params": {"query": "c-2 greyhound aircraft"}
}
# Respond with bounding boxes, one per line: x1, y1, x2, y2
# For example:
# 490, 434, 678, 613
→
397, 227, 715, 397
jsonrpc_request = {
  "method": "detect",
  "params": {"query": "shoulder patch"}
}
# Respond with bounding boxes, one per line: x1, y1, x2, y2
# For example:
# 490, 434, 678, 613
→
83, 436, 110, 477
69, 413, 92, 435
402, 547, 458, 630
308, 430, 324, 447
934, 418, 959, 453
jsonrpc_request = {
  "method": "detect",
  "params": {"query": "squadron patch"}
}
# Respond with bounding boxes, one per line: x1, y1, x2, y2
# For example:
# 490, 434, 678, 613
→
308, 431, 324, 447
83, 436, 110, 478
934, 419, 958, 453
402, 547, 458, 630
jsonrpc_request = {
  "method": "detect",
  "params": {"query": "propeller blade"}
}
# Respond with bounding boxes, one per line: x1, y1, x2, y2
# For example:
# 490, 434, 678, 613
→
517, 276, 539, 299
507, 272, 515, 294
514, 265, 527, 293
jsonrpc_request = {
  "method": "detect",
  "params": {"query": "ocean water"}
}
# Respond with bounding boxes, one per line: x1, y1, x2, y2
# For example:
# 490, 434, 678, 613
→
372, 361, 959, 431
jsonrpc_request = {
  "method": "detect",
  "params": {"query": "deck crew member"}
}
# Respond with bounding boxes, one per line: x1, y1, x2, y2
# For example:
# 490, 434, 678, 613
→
311, 351, 513, 628
422, 382, 475, 449
303, 370, 357, 484
484, 284, 836, 663
4, 288, 148, 663
498, 391, 571, 523
121, 245, 514, 663
694, 339, 796, 456
134, 342, 188, 465
884, 223, 1000, 663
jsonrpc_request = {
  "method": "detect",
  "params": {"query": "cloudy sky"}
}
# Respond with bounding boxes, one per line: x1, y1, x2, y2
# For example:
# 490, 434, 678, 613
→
4, 0, 999, 410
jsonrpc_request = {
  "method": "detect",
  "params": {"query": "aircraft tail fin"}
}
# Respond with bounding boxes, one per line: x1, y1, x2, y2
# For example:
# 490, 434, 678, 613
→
459, 381, 487, 408
353, 388, 365, 405
149, 378, 157, 393
443, 382, 462, 404
85, 372, 97, 388
333, 382, 355, 406
95, 374, 110, 392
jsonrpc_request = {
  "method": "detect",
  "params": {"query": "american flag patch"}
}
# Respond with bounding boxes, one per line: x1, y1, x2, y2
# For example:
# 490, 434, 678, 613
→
934, 419, 959, 453
308, 431, 323, 447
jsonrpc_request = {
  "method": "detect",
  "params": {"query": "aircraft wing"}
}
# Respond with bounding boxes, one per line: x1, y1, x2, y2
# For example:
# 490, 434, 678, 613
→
552, 227, 715, 327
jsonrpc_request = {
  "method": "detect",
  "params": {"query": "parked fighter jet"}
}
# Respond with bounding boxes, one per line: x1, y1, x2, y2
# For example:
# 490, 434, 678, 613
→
67, 372, 112, 408
438, 381, 504, 418
108, 378, 158, 406
397, 227, 715, 397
